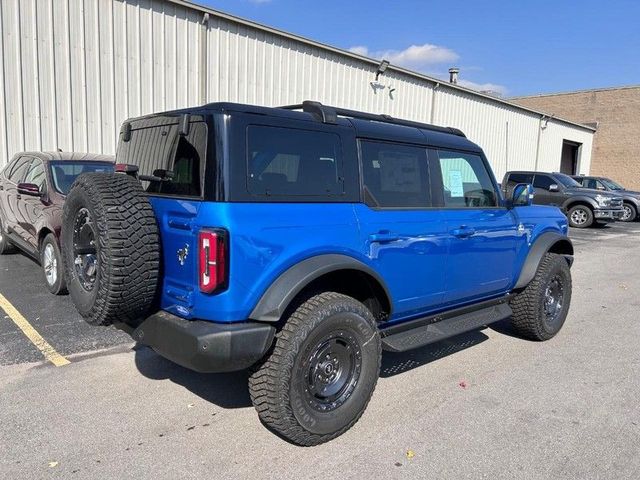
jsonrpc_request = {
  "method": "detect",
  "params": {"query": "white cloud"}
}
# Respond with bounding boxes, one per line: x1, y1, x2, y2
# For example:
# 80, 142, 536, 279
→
348, 43, 507, 96
349, 43, 459, 70
458, 79, 508, 96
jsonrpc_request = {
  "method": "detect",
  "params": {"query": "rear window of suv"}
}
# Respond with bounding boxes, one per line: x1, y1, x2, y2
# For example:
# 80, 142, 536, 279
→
246, 125, 343, 197
116, 116, 207, 197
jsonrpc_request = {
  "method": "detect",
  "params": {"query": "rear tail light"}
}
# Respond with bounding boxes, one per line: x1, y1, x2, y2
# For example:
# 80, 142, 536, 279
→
198, 229, 228, 294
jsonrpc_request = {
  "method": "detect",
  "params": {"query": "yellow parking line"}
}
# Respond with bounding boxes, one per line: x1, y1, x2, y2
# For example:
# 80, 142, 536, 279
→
0, 293, 70, 367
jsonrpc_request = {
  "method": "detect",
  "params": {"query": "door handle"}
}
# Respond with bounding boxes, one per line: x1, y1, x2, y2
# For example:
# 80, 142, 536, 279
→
369, 232, 400, 243
452, 226, 476, 238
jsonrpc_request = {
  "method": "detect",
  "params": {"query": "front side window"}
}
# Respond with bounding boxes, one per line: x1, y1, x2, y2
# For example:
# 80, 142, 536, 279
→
436, 151, 497, 207
50, 161, 113, 195
247, 126, 343, 197
360, 140, 430, 208
24, 160, 46, 190
533, 174, 555, 190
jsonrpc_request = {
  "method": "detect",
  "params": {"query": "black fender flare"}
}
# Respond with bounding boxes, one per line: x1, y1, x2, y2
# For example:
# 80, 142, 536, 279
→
249, 254, 392, 322
514, 232, 574, 289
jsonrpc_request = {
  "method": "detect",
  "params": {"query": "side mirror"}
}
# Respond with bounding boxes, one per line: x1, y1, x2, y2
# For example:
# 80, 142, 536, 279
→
548, 183, 559, 192
17, 182, 43, 197
512, 183, 534, 207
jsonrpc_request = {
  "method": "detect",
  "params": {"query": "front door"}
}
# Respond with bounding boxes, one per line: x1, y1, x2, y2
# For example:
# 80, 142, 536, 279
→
354, 140, 448, 321
432, 149, 523, 306
533, 173, 565, 207
16, 159, 47, 250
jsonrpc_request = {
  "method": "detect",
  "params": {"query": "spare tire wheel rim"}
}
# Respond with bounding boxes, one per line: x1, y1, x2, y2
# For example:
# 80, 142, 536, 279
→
43, 243, 57, 285
73, 207, 98, 291
303, 329, 362, 413
570, 208, 588, 225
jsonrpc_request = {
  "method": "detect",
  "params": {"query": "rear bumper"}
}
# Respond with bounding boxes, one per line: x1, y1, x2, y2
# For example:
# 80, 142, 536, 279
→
131, 311, 275, 373
594, 208, 624, 220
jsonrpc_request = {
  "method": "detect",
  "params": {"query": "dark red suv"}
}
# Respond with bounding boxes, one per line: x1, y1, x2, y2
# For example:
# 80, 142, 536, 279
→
0, 152, 114, 294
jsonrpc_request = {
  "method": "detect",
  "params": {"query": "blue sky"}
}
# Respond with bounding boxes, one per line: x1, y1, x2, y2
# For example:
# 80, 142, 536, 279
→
201, 0, 639, 97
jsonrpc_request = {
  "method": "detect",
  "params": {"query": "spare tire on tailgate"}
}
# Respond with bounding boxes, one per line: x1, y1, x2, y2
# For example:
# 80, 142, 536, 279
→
61, 173, 160, 326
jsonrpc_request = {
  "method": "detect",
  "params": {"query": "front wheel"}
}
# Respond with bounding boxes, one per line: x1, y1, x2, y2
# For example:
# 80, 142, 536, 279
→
567, 205, 593, 228
621, 202, 637, 222
510, 253, 572, 341
249, 292, 381, 446
40, 233, 67, 295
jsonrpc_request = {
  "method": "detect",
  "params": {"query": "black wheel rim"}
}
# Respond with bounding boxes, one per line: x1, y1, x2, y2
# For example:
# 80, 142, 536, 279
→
303, 330, 362, 412
543, 275, 564, 327
72, 208, 98, 292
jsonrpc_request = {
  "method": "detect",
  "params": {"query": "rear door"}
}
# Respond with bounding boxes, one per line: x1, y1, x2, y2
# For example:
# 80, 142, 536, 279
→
354, 140, 448, 320
2, 156, 33, 240
433, 149, 523, 305
15, 158, 47, 249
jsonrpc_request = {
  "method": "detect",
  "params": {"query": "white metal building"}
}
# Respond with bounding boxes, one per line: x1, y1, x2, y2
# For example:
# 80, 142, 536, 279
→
0, 0, 595, 179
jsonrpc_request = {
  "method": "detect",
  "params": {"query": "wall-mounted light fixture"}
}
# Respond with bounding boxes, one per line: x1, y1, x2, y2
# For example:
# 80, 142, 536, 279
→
376, 59, 390, 81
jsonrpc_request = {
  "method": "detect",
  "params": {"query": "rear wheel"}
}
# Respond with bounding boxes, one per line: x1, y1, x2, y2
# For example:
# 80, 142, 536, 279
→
249, 292, 381, 446
567, 205, 593, 228
621, 202, 637, 222
61, 173, 160, 326
40, 233, 67, 295
510, 253, 572, 341
0, 217, 16, 254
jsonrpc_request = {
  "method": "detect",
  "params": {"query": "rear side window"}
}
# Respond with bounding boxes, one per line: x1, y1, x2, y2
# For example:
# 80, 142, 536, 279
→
247, 126, 343, 197
360, 140, 430, 208
436, 151, 498, 207
7, 156, 32, 183
505, 172, 533, 196
116, 118, 207, 197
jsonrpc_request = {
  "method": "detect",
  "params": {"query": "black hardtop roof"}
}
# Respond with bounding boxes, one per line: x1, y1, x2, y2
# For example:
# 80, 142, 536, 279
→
123, 101, 482, 153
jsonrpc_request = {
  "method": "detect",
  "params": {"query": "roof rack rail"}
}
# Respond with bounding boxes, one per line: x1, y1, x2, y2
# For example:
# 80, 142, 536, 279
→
279, 100, 466, 138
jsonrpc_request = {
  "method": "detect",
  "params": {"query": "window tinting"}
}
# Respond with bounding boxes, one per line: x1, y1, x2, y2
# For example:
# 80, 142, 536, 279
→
360, 141, 429, 208
533, 174, 555, 189
7, 157, 32, 183
437, 151, 497, 207
116, 118, 207, 197
247, 126, 343, 197
504, 173, 533, 196
24, 161, 46, 190
50, 161, 113, 195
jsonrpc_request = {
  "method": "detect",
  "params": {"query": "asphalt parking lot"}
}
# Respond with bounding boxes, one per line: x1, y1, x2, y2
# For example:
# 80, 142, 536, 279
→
1, 222, 640, 479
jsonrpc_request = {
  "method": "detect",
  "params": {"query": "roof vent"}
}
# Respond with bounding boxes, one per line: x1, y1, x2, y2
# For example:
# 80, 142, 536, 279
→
448, 67, 460, 85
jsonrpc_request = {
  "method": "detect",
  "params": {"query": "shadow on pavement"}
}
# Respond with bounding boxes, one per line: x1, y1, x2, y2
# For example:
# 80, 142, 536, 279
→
380, 329, 489, 378
134, 327, 492, 409
133, 345, 253, 409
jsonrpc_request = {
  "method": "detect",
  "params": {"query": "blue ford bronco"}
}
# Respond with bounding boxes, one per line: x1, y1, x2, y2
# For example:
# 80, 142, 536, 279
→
61, 101, 573, 446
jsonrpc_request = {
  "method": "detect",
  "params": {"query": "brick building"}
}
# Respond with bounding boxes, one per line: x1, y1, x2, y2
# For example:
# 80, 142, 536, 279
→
512, 86, 640, 189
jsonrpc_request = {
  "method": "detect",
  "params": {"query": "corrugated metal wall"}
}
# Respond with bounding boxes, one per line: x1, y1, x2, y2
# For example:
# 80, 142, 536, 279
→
0, 0, 593, 181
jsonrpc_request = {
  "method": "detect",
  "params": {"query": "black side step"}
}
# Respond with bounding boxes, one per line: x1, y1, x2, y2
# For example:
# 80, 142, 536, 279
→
381, 302, 512, 353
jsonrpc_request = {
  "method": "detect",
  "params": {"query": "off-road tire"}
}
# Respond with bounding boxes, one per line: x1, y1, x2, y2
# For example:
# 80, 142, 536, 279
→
567, 205, 593, 228
40, 233, 67, 295
61, 173, 160, 326
0, 217, 16, 254
510, 253, 572, 341
621, 202, 637, 222
248, 292, 381, 446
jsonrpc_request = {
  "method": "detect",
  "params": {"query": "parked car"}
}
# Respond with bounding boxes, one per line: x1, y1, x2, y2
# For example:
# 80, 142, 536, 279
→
61, 101, 573, 445
571, 175, 640, 222
502, 171, 624, 228
0, 152, 114, 294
